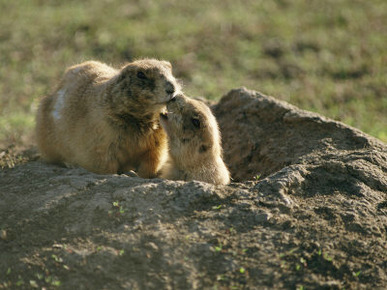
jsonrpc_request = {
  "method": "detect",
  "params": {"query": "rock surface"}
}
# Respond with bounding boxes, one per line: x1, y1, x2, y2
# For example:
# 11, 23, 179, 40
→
1, 88, 386, 289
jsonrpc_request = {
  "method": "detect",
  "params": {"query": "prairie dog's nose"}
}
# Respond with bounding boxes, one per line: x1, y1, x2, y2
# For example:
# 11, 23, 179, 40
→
165, 81, 175, 95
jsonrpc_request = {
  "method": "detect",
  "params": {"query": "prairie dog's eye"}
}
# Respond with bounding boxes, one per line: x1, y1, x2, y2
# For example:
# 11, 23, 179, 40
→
137, 71, 147, 80
192, 118, 200, 128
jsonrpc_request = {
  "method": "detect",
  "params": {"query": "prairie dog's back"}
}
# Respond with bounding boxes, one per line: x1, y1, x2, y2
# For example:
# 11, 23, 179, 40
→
60, 61, 118, 104
64, 61, 118, 84
60, 62, 117, 110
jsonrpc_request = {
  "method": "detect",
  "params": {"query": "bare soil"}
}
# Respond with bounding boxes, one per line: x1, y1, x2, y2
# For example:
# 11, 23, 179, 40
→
1, 88, 386, 289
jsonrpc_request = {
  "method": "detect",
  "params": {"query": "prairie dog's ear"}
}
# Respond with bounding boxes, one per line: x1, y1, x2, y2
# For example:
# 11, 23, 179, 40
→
117, 69, 130, 83
116, 70, 127, 83
117, 63, 136, 79
199, 144, 211, 153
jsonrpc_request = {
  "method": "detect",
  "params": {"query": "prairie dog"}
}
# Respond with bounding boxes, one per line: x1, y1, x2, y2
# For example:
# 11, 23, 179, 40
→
160, 94, 230, 185
36, 59, 181, 177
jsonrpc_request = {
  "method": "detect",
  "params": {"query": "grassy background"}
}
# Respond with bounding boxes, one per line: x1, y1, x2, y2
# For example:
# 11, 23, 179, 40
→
0, 0, 386, 149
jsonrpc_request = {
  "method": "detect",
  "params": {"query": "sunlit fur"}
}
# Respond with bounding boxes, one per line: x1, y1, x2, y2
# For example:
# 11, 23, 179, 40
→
160, 95, 230, 185
36, 59, 181, 177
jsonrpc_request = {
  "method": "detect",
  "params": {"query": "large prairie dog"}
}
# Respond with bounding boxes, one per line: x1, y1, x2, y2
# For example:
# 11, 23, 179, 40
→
160, 94, 230, 185
36, 59, 181, 177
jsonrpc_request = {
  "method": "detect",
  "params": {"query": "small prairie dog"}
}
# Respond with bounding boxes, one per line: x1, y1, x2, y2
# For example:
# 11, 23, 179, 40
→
36, 59, 181, 177
160, 94, 230, 185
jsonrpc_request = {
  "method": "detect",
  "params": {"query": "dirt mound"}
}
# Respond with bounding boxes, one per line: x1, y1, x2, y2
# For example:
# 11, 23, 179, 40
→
213, 88, 384, 182
1, 88, 386, 289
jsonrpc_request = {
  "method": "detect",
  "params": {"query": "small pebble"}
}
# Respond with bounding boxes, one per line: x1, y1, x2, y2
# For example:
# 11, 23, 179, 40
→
1, 229, 7, 240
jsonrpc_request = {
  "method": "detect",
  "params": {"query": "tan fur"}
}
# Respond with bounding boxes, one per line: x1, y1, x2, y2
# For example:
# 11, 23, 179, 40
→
160, 94, 230, 185
36, 59, 181, 177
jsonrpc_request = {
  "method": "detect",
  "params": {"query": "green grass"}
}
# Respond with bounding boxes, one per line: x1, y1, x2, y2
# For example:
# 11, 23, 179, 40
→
0, 0, 386, 147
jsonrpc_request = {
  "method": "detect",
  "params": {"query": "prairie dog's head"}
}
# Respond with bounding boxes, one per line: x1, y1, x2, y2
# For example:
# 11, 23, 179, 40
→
160, 94, 222, 166
111, 59, 181, 114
